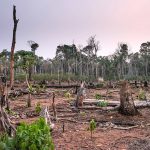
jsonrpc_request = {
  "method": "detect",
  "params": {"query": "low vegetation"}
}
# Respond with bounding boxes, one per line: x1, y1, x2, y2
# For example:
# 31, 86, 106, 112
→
0, 118, 54, 150
88, 119, 96, 139
95, 93, 102, 100
35, 102, 42, 114
97, 100, 108, 107
138, 89, 146, 100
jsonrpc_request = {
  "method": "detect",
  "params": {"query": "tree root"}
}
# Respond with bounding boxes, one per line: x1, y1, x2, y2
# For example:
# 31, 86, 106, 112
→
0, 107, 16, 136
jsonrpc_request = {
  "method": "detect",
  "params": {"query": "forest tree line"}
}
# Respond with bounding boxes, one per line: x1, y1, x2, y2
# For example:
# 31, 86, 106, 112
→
0, 36, 150, 82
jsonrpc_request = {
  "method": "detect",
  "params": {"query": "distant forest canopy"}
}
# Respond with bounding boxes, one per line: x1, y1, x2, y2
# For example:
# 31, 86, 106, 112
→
0, 36, 150, 81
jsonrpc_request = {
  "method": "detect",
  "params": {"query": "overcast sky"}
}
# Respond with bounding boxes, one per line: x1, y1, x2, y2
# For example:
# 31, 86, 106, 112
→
0, 0, 150, 59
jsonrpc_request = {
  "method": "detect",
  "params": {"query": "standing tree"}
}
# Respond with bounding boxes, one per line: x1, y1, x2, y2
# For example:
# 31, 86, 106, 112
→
0, 49, 10, 76
27, 40, 39, 55
140, 42, 150, 76
14, 50, 36, 79
10, 5, 19, 89
27, 40, 39, 78
15, 50, 36, 107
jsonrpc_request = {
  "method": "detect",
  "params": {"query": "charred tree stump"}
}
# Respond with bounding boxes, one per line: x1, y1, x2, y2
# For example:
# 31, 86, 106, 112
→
52, 92, 57, 120
119, 81, 139, 116
27, 93, 32, 107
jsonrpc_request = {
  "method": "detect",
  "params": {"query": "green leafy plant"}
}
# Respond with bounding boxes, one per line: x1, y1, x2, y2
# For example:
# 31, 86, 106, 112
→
0, 118, 54, 150
0, 134, 15, 150
88, 119, 96, 139
95, 93, 102, 100
15, 118, 54, 150
64, 92, 71, 99
34, 84, 41, 93
97, 100, 108, 107
138, 89, 146, 100
35, 102, 42, 114
80, 111, 86, 116
28, 84, 35, 93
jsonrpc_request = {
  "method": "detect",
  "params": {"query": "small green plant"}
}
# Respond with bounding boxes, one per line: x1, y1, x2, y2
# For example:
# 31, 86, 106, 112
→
35, 102, 42, 114
88, 119, 96, 139
80, 111, 86, 116
96, 83, 104, 88
0, 118, 54, 150
34, 84, 41, 93
64, 92, 71, 99
138, 89, 146, 100
95, 93, 102, 100
28, 84, 35, 93
97, 100, 108, 107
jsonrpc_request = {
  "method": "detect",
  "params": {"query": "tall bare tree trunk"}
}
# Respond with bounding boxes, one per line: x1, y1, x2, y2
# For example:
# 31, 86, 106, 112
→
10, 5, 19, 88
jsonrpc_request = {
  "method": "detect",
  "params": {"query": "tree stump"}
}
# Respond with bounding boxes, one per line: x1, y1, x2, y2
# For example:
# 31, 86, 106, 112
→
0, 75, 16, 135
75, 82, 86, 107
52, 92, 57, 121
119, 81, 138, 116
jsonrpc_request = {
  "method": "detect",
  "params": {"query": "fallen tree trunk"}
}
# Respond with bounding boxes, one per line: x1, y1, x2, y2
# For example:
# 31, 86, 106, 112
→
83, 99, 150, 107
83, 99, 119, 106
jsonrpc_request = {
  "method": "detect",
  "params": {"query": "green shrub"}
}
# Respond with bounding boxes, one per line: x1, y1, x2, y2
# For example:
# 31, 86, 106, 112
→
97, 100, 108, 107
35, 102, 42, 114
138, 89, 146, 100
95, 93, 102, 100
0, 118, 54, 150
0, 134, 15, 150
96, 83, 104, 88
15, 118, 54, 150
88, 119, 96, 138
80, 111, 86, 116
14, 73, 89, 82
34, 84, 46, 93
15, 73, 26, 81
64, 92, 71, 99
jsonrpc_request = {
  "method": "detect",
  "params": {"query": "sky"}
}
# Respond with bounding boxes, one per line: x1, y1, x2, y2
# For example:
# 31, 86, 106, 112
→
0, 0, 150, 59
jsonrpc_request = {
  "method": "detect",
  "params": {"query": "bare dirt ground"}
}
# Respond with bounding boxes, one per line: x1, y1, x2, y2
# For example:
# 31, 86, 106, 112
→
8, 87, 150, 150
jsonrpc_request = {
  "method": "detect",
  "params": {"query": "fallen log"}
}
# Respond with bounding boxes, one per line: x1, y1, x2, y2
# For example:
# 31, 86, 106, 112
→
134, 100, 150, 108
112, 125, 138, 130
74, 99, 150, 111
83, 99, 119, 106
45, 84, 104, 89
83, 99, 150, 107
8, 88, 28, 97
72, 106, 116, 110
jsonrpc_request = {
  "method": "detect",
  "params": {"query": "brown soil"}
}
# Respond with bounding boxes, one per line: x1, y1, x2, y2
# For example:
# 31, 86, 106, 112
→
7, 87, 150, 150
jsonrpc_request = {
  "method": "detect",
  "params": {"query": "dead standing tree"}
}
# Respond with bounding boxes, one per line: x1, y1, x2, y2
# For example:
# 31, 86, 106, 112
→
10, 5, 19, 89
119, 80, 139, 115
